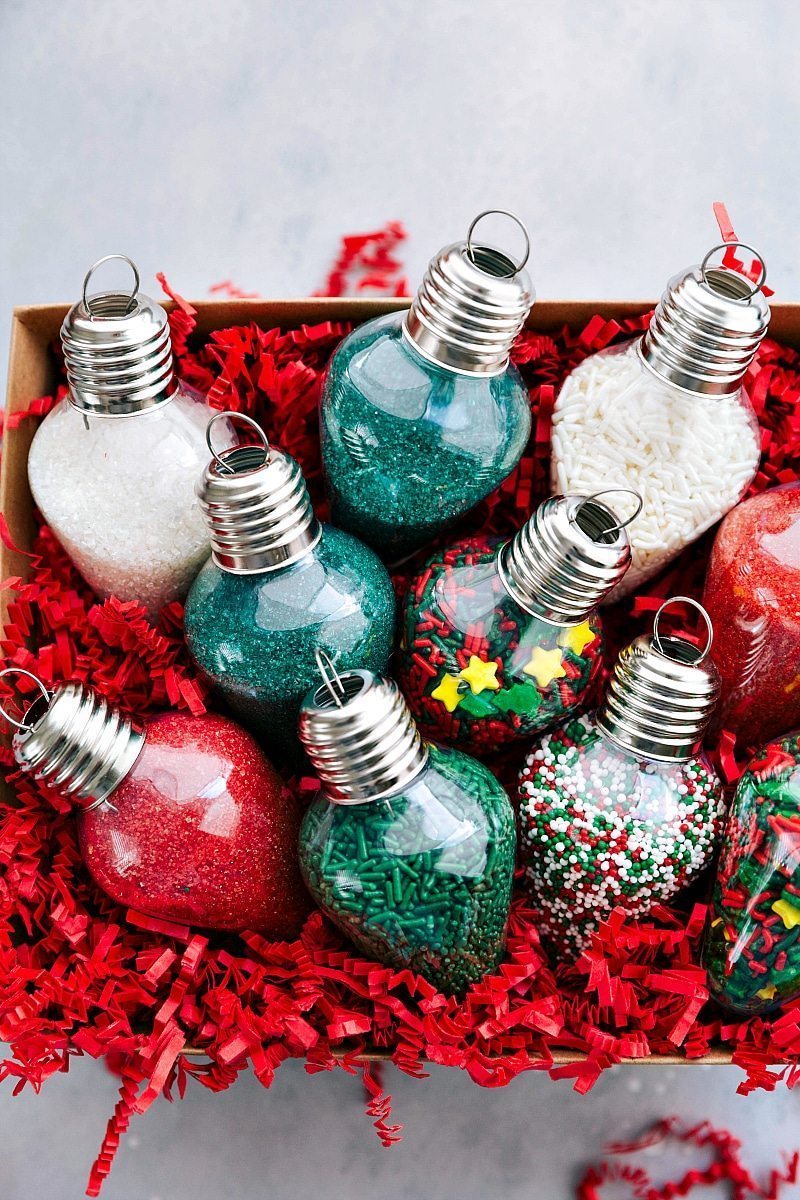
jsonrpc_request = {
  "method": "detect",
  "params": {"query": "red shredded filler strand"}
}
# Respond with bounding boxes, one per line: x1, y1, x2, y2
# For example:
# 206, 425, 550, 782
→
1, 217, 799, 1196
576, 1117, 799, 1199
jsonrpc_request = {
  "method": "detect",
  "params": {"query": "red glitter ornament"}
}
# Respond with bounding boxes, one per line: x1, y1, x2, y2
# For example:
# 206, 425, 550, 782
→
6, 675, 308, 936
703, 482, 800, 750
80, 712, 309, 935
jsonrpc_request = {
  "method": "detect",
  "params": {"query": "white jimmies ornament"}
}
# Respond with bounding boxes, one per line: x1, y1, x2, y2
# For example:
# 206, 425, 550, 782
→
550, 243, 769, 599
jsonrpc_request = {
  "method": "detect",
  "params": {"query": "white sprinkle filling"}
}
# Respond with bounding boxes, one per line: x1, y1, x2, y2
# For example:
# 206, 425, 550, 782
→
551, 341, 760, 599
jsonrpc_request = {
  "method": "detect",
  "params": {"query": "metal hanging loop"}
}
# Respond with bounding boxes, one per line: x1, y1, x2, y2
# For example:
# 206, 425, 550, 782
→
652, 595, 714, 663
206, 411, 270, 475
466, 209, 531, 277
315, 649, 346, 708
700, 242, 768, 298
82, 254, 141, 316
572, 488, 643, 536
0, 667, 51, 730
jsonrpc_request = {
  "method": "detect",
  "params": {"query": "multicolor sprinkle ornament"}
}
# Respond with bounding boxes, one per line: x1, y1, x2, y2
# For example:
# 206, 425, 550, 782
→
518, 598, 726, 957
518, 714, 725, 956
399, 493, 635, 753
705, 734, 800, 1015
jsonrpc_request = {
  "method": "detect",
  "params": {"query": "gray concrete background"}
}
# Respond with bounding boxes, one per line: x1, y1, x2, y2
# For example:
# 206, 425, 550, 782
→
3, 1, 800, 1197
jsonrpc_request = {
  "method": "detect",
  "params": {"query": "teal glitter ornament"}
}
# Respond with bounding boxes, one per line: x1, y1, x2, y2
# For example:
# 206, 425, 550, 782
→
320, 211, 535, 560
184, 415, 396, 756
297, 660, 516, 995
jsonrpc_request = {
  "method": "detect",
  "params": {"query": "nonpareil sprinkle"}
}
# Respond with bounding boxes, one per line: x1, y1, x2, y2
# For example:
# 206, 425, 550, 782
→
518, 714, 726, 957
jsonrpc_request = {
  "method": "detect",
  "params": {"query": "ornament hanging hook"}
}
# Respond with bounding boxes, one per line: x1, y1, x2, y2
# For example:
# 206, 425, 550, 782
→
206, 411, 270, 475
466, 210, 531, 277
700, 242, 767, 298
315, 649, 346, 709
652, 596, 714, 664
82, 254, 141, 317
572, 488, 643, 536
0, 667, 51, 731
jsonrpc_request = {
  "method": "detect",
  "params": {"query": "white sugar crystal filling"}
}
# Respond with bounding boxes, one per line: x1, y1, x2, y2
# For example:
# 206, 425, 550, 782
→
551, 342, 760, 599
27, 388, 230, 617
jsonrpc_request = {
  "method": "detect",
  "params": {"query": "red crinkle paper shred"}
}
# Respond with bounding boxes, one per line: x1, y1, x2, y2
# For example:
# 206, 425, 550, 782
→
576, 1117, 799, 1199
2, 218, 800, 1195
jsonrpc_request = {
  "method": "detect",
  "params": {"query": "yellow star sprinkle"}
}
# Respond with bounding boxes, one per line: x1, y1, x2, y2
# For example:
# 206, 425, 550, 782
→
458, 655, 500, 695
523, 646, 566, 689
431, 674, 466, 713
756, 984, 778, 1002
558, 621, 597, 657
772, 898, 800, 929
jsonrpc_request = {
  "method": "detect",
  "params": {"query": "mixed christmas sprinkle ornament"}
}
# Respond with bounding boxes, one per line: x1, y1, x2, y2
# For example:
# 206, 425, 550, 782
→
551, 241, 769, 598
184, 412, 396, 754
26, 255, 234, 617
399, 491, 636, 752
297, 655, 516, 994
320, 211, 535, 560
705, 734, 800, 1015
1, 669, 309, 935
518, 598, 726, 956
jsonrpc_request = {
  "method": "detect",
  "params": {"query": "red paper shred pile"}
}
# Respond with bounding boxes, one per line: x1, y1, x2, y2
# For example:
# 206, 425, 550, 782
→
2, 221, 800, 1196
577, 1117, 799, 1199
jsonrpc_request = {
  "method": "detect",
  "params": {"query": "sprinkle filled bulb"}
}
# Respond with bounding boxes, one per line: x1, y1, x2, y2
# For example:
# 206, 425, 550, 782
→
1, 670, 309, 935
297, 657, 516, 994
550, 242, 769, 598
398, 491, 637, 752
26, 255, 234, 617
705, 734, 800, 1015
702, 482, 800, 748
517, 598, 726, 957
320, 210, 535, 560
183, 413, 396, 754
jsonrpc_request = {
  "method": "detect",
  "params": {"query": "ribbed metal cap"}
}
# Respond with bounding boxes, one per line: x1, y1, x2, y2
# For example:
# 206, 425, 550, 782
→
498, 492, 636, 625
597, 597, 721, 762
198, 413, 321, 575
299, 660, 429, 805
61, 255, 177, 415
403, 209, 534, 376
2, 674, 144, 809
639, 242, 770, 396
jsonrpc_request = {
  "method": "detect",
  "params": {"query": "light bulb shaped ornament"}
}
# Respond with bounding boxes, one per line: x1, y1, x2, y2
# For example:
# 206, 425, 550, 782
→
297, 653, 516, 995
550, 242, 770, 599
704, 733, 800, 1016
399, 489, 639, 753
183, 413, 396, 754
26, 255, 234, 616
517, 598, 726, 957
320, 210, 535, 561
0, 668, 309, 935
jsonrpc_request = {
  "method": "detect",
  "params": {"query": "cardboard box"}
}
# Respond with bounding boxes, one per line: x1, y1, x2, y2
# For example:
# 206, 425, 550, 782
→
7, 295, 787, 1068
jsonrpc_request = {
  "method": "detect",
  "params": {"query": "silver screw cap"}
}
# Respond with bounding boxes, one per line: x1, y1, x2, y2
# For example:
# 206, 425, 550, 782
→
639, 242, 770, 396
198, 412, 321, 575
498, 491, 639, 625
597, 597, 722, 762
0, 670, 144, 808
403, 209, 535, 376
298, 655, 429, 805
61, 255, 178, 415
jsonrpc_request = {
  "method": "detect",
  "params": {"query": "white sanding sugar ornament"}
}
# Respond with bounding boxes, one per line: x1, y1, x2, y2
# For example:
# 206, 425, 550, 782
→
551, 242, 770, 599
27, 256, 233, 618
